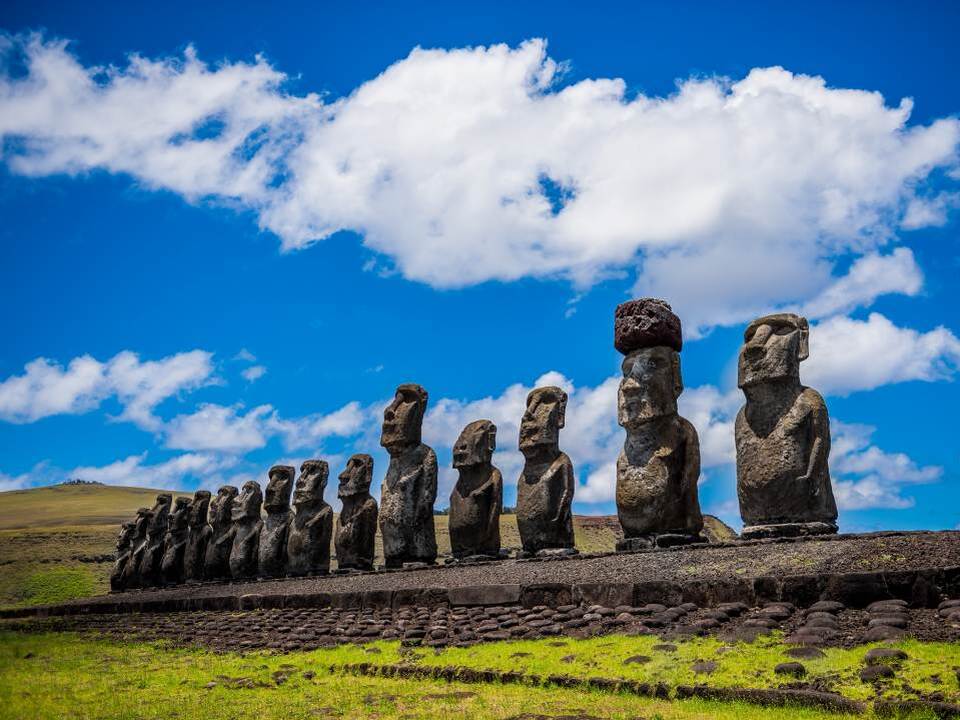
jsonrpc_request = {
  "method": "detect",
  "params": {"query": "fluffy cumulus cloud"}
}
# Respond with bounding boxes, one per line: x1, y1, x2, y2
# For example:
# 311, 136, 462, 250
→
2, 36, 958, 331
0, 350, 215, 429
68, 451, 238, 489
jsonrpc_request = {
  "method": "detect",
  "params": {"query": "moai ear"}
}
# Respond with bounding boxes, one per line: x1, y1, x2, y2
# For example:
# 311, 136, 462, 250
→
672, 351, 684, 397
486, 423, 497, 454
556, 393, 567, 429
797, 316, 810, 362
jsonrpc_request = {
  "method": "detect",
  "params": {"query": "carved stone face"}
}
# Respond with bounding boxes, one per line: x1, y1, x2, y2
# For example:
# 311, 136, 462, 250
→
453, 420, 496, 468
117, 521, 136, 550
210, 486, 238, 529
618, 346, 682, 428
380, 384, 428, 453
232, 481, 263, 521
519, 386, 567, 453
338, 454, 373, 498
147, 494, 172, 534
188, 490, 211, 526
264, 466, 294, 511
738, 313, 809, 388
169, 497, 191, 532
294, 460, 328, 507
133, 508, 150, 538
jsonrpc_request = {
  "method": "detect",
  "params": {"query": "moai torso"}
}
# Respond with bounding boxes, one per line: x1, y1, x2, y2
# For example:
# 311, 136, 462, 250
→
203, 485, 238, 580
122, 509, 150, 589
258, 466, 293, 578
286, 460, 334, 576
735, 314, 837, 537
449, 420, 502, 558
335, 454, 378, 571
109, 521, 136, 592
516, 386, 575, 553
229, 481, 263, 579
160, 497, 190, 585
137, 494, 171, 587
379, 384, 438, 567
183, 491, 212, 582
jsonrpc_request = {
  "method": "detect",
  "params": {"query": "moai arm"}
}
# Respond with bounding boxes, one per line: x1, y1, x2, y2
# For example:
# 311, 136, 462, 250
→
549, 456, 574, 525
681, 418, 703, 531
488, 467, 503, 535
421, 447, 438, 518
801, 390, 831, 497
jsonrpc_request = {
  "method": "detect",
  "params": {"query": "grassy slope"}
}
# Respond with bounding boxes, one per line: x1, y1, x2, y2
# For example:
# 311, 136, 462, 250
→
0, 632, 872, 720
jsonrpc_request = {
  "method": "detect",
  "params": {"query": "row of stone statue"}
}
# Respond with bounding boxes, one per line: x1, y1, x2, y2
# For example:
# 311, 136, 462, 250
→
111, 298, 839, 589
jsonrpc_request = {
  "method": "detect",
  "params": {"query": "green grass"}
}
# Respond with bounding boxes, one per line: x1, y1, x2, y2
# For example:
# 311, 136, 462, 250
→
0, 631, 883, 720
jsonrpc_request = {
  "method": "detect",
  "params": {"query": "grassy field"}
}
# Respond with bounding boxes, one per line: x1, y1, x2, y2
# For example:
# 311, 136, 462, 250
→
0, 631, 901, 720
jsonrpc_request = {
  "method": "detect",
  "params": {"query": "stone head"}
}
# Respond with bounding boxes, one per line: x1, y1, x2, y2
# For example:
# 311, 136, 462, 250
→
188, 490, 211, 527
133, 508, 151, 539
231, 481, 263, 522
147, 494, 172, 534
453, 419, 497, 469
169, 496, 191, 532
738, 313, 809, 388
209, 486, 238, 529
338, 454, 373, 498
381, 383, 428, 454
519, 386, 567, 454
294, 460, 328, 508
264, 465, 294, 512
618, 346, 683, 428
117, 521, 136, 551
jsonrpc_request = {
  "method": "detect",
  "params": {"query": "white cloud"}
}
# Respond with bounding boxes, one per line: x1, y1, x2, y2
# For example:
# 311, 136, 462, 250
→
0, 350, 215, 428
241, 365, 267, 382
69, 452, 237, 489
234, 348, 257, 363
804, 312, 960, 396
2, 36, 958, 331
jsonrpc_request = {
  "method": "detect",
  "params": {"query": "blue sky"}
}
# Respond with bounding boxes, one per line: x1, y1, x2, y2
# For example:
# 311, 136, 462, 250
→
0, 1, 958, 532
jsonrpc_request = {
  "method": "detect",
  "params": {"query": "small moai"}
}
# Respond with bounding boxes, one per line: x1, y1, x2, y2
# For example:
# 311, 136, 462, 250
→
736, 313, 838, 539
109, 520, 136, 592
614, 298, 704, 549
122, 507, 151, 589
160, 496, 191, 586
334, 454, 378, 571
449, 420, 503, 559
286, 460, 334, 576
183, 490, 212, 582
203, 485, 238, 581
379, 383, 438, 568
137, 494, 172, 587
229, 481, 263, 579
258, 466, 294, 578
516, 386, 576, 555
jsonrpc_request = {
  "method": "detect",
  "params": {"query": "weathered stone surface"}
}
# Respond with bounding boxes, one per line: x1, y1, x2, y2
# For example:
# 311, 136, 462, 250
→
137, 494, 172, 588
259, 466, 293, 578
229, 481, 263, 580
183, 490, 211, 583
379, 384, 438, 567
160, 496, 191, 586
287, 460, 333, 576
614, 298, 683, 354
449, 420, 502, 559
517, 386, 575, 553
448, 585, 522, 606
121, 508, 150, 589
202, 486, 237, 581
616, 323, 703, 544
335, 454, 378, 571
109, 520, 137, 592
736, 313, 838, 538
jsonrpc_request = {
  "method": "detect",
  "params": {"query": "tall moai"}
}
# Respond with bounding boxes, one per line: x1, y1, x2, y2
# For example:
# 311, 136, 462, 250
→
183, 490, 212, 582
229, 481, 263, 579
379, 383, 438, 568
137, 494, 172, 587
160, 496, 191, 586
516, 386, 576, 555
449, 420, 503, 559
258, 466, 293, 578
614, 298, 704, 549
736, 313, 837, 539
122, 507, 151, 589
335, 454, 378, 571
203, 485, 238, 580
286, 460, 334, 576
109, 520, 136, 592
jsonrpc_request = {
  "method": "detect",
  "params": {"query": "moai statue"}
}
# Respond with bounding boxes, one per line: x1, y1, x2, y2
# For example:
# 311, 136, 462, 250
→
286, 460, 334, 576
379, 384, 438, 568
229, 481, 263, 579
258, 466, 294, 578
122, 508, 151, 589
109, 521, 136, 592
203, 485, 238, 581
449, 420, 503, 559
614, 298, 704, 550
516, 386, 576, 555
137, 494, 172, 587
335, 454, 378, 571
183, 490, 212, 582
160, 496, 191, 586
736, 313, 837, 539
